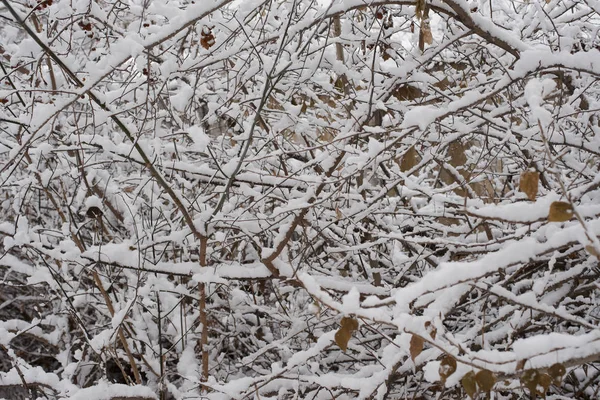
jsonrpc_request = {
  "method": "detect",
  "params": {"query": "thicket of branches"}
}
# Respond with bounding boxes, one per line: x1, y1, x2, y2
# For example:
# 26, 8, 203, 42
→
1, 0, 600, 399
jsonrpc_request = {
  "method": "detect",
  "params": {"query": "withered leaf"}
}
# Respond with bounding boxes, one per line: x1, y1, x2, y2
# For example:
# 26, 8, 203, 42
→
200, 27, 215, 50
538, 373, 552, 392
439, 355, 457, 383
520, 369, 539, 395
415, 0, 425, 20
335, 317, 359, 352
86, 206, 103, 219
475, 369, 496, 392
409, 334, 424, 362
424, 321, 437, 340
334, 328, 351, 352
335, 207, 342, 220
548, 201, 574, 222
519, 170, 539, 201
461, 371, 478, 399
373, 272, 382, 287
340, 317, 359, 332
400, 146, 418, 172
421, 21, 433, 45
585, 245, 600, 258
548, 363, 566, 385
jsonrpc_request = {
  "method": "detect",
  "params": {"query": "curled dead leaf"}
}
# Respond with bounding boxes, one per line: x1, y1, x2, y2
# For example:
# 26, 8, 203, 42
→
419, 20, 433, 51
421, 21, 433, 45
335, 207, 342, 220
86, 206, 103, 219
201, 26, 215, 50
424, 321, 437, 340
334, 328, 351, 352
335, 317, 359, 352
415, 0, 425, 20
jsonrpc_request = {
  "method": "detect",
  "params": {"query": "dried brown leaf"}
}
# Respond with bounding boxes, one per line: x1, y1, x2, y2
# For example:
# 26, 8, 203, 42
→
520, 369, 539, 396
400, 146, 418, 172
334, 328, 351, 352
425, 321, 437, 340
86, 206, 103, 219
439, 355, 457, 383
475, 369, 496, 392
548, 363, 566, 385
200, 27, 215, 50
373, 272, 382, 287
548, 201, 574, 222
392, 85, 423, 101
415, 0, 425, 20
585, 245, 600, 258
409, 334, 424, 362
335, 317, 359, 352
538, 373, 552, 392
340, 317, 359, 332
461, 371, 478, 399
335, 207, 342, 220
519, 170, 539, 201
421, 22, 433, 45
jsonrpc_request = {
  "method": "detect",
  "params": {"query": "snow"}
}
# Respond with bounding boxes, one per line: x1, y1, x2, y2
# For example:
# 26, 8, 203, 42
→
2, 0, 600, 397
187, 125, 210, 152
466, 193, 561, 223
524, 78, 556, 126
67, 382, 157, 400
392, 219, 600, 311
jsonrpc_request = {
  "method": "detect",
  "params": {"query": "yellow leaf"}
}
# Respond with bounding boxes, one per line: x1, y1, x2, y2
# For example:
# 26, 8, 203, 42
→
519, 170, 539, 201
409, 334, 424, 362
548, 201, 574, 222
